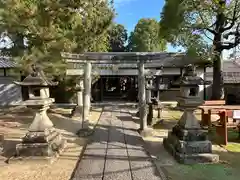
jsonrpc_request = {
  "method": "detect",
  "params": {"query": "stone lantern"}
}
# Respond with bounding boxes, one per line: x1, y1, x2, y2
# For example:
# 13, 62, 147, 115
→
163, 64, 219, 164
13, 65, 66, 161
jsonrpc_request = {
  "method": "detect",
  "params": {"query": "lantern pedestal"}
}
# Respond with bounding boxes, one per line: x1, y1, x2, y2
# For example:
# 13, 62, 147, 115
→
163, 109, 219, 164
15, 99, 66, 163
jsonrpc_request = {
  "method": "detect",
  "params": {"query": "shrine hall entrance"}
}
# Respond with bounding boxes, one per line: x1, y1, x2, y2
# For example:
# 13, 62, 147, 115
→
91, 75, 138, 102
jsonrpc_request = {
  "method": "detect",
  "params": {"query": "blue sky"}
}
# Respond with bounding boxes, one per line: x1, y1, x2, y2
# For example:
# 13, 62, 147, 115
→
113, 0, 182, 52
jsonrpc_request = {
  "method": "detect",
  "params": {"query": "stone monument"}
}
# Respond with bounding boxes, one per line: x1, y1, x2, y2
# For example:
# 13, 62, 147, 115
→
14, 64, 66, 161
163, 64, 219, 164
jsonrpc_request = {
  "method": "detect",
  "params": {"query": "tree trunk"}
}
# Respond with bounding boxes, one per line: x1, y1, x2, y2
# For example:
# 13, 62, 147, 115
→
211, 51, 224, 100
211, 3, 225, 100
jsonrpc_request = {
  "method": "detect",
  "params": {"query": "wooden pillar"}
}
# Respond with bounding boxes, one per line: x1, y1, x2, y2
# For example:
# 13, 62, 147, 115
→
138, 60, 147, 130
83, 62, 92, 123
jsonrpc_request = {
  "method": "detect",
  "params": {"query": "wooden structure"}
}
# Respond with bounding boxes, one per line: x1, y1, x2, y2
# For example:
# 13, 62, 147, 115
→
200, 104, 240, 145
214, 110, 240, 145
200, 100, 226, 127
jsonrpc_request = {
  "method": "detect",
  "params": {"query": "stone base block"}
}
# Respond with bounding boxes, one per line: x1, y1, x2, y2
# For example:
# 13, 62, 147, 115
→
138, 127, 153, 137
16, 129, 66, 163
71, 106, 82, 118
163, 136, 219, 164
172, 125, 208, 141
166, 133, 212, 154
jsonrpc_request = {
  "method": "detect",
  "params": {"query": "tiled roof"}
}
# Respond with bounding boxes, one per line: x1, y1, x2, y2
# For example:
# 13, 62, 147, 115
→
205, 71, 240, 84
223, 72, 240, 84
0, 57, 16, 68
205, 60, 240, 84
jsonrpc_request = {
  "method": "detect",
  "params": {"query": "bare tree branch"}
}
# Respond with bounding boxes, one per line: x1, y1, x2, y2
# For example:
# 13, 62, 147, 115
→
221, 23, 240, 50
191, 0, 217, 37
222, 0, 239, 31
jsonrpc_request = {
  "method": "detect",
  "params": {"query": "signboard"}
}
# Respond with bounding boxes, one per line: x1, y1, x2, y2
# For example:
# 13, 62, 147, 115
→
233, 110, 240, 119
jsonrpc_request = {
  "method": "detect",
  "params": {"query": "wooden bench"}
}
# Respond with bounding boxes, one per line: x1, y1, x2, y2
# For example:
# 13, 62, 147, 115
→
200, 100, 226, 127
213, 110, 240, 145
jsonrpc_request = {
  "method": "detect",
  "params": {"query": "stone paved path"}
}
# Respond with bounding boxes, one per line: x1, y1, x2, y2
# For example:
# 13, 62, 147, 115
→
71, 104, 163, 180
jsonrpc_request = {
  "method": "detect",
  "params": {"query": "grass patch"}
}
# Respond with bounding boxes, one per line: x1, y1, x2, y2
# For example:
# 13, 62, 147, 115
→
153, 108, 240, 180
226, 143, 240, 152
163, 162, 240, 180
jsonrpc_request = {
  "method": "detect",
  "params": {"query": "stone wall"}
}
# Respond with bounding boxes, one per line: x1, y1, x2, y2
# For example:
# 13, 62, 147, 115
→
0, 77, 22, 106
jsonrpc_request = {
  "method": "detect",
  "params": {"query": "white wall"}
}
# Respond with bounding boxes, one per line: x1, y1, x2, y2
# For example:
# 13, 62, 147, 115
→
0, 77, 22, 106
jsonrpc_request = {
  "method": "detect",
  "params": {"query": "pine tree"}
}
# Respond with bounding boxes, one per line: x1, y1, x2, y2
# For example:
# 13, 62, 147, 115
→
0, 0, 114, 75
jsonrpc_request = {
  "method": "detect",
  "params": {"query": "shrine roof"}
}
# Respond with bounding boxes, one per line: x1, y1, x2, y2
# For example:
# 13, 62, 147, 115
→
63, 52, 211, 68
0, 57, 16, 68
14, 69, 58, 87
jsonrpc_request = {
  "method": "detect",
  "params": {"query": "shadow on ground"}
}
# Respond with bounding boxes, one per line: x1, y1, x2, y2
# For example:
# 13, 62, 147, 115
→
69, 105, 163, 180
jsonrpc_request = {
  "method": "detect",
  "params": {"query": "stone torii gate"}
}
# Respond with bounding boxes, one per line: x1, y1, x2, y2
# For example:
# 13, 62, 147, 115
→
62, 52, 177, 135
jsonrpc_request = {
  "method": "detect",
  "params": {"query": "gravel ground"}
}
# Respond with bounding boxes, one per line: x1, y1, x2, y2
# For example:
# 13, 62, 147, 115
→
0, 107, 102, 180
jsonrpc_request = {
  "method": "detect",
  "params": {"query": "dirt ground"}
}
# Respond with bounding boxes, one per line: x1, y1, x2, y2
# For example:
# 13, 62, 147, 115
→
0, 106, 102, 180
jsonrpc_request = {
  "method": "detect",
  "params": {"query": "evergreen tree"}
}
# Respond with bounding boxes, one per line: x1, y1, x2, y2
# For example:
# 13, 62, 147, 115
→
0, 0, 114, 75
108, 23, 128, 52
127, 18, 167, 52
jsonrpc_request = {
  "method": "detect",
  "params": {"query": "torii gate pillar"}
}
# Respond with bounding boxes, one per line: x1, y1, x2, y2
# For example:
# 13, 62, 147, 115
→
83, 62, 92, 124
138, 60, 153, 136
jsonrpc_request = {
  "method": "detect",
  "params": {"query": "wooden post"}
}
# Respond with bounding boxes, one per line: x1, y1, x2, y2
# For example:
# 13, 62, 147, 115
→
83, 62, 92, 124
138, 60, 147, 130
